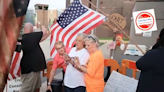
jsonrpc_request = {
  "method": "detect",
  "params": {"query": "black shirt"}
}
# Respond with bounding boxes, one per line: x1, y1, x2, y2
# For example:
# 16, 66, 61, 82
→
21, 31, 46, 74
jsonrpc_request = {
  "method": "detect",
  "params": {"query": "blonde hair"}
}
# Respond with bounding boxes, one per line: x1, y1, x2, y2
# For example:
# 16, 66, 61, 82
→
85, 34, 100, 47
77, 33, 88, 42
55, 41, 64, 47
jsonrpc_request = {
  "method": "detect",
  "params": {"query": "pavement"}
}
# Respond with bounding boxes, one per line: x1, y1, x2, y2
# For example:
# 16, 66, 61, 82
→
39, 37, 112, 92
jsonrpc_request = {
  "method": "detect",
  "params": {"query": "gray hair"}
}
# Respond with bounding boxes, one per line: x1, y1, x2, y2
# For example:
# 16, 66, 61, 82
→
85, 34, 100, 47
77, 33, 88, 42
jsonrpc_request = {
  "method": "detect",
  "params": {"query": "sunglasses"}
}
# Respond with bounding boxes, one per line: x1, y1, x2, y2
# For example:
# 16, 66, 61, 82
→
88, 36, 96, 42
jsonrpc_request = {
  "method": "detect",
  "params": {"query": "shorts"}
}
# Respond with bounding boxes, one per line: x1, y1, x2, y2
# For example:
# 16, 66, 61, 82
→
20, 71, 41, 92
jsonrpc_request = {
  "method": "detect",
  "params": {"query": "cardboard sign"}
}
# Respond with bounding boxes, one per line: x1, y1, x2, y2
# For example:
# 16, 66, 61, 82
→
105, 13, 127, 30
133, 9, 157, 33
7, 78, 22, 92
104, 71, 138, 92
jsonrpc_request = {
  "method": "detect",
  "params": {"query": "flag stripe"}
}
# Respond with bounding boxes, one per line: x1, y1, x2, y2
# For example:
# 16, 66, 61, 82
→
50, 11, 94, 57
63, 12, 96, 46
13, 52, 22, 77
50, 26, 62, 50
69, 17, 104, 47
8, 51, 22, 80
50, 21, 57, 28
10, 52, 19, 79
50, 23, 58, 45
50, 27, 63, 56
8, 73, 13, 80
61, 12, 94, 43
52, 50, 57, 59
50, 0, 106, 59
17, 66, 21, 76
50, 27, 62, 56
56, 28, 63, 42
66, 14, 101, 47
58, 11, 91, 42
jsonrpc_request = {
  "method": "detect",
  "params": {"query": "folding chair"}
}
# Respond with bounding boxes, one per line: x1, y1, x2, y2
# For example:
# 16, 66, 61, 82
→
43, 61, 62, 79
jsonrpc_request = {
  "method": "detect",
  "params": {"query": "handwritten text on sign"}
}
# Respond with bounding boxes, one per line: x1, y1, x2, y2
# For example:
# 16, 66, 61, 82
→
7, 78, 22, 92
105, 13, 127, 30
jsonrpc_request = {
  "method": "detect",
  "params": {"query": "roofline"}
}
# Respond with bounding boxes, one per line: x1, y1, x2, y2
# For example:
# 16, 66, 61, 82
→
34, 4, 49, 7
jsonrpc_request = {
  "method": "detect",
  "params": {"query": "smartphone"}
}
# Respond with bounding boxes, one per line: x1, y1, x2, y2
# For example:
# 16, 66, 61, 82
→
63, 53, 69, 57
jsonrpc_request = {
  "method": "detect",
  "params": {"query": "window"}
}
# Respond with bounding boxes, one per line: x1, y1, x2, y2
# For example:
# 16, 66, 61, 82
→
35, 6, 42, 10
38, 6, 42, 9
44, 6, 48, 10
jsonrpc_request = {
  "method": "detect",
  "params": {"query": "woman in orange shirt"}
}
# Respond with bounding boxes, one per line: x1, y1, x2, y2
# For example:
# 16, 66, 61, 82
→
66, 34, 104, 92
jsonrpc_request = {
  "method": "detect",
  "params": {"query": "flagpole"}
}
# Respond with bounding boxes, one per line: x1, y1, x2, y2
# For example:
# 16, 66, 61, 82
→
86, 0, 145, 54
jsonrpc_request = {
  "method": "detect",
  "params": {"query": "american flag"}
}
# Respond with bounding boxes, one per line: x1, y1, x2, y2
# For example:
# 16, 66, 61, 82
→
0, 0, 29, 90
50, 0, 106, 58
8, 42, 22, 80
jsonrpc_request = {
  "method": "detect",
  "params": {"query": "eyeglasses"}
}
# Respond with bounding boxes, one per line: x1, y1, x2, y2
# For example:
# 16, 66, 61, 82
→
88, 36, 96, 42
56, 45, 64, 50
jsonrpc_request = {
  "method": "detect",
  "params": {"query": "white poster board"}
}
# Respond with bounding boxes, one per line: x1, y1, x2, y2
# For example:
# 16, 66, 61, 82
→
7, 78, 22, 92
142, 32, 152, 37
104, 71, 138, 92
133, 9, 157, 33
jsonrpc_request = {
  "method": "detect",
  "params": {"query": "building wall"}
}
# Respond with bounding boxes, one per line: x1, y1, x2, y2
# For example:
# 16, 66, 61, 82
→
35, 4, 49, 28
66, 0, 70, 7
48, 9, 58, 25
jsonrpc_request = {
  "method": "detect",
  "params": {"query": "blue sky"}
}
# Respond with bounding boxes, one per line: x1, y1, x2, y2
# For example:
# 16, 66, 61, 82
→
28, 0, 66, 10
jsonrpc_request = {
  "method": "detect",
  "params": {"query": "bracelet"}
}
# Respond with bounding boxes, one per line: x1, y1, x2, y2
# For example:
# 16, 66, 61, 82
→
71, 58, 75, 67
47, 83, 51, 86
73, 61, 75, 67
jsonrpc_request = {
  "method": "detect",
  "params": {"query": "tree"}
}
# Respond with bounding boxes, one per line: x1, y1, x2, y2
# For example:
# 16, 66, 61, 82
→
20, 9, 35, 36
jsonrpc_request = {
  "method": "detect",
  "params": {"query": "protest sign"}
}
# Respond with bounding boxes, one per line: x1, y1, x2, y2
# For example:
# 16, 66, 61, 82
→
104, 71, 138, 92
105, 13, 127, 30
7, 77, 22, 92
133, 9, 157, 33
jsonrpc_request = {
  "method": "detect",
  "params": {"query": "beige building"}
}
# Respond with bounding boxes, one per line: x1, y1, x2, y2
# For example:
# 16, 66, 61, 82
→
48, 9, 58, 25
35, 4, 49, 28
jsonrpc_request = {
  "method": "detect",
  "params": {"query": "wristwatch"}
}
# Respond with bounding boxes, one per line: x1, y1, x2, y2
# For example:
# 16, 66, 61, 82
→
47, 83, 51, 86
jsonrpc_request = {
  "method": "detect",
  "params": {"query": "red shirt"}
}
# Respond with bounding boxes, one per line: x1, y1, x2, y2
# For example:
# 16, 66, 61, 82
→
52, 47, 71, 72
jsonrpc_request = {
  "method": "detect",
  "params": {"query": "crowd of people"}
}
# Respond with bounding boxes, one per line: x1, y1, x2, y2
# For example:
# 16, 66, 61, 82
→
20, 22, 104, 92
19, 22, 164, 92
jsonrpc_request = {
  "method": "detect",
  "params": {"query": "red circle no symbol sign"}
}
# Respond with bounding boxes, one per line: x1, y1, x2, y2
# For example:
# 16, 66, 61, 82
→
135, 12, 154, 31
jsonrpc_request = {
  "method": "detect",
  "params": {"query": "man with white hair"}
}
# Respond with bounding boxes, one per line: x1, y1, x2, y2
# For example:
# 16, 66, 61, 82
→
20, 22, 50, 92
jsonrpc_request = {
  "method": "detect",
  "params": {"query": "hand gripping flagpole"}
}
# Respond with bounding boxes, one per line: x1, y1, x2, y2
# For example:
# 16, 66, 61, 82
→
86, 0, 145, 55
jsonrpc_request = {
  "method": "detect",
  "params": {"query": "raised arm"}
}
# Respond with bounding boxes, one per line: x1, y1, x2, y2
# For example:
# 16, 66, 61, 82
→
40, 26, 51, 42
